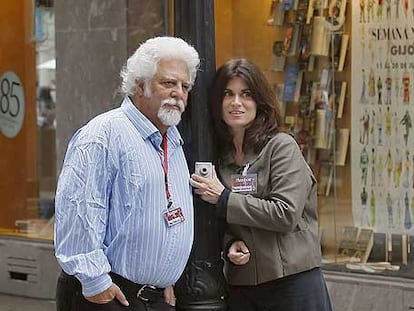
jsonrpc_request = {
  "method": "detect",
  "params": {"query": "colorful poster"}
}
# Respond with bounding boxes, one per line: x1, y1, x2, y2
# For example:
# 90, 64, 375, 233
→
351, 0, 414, 235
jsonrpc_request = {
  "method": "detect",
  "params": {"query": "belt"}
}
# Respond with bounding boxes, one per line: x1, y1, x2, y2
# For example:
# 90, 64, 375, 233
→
110, 272, 165, 303
60, 271, 165, 303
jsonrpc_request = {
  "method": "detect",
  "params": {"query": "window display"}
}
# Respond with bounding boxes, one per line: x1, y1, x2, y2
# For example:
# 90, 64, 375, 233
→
349, 0, 414, 276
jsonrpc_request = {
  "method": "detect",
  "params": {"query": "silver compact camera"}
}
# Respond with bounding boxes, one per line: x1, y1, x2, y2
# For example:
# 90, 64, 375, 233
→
194, 161, 213, 179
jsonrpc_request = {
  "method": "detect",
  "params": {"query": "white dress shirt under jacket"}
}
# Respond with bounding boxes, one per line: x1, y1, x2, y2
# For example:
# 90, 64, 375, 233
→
54, 97, 194, 297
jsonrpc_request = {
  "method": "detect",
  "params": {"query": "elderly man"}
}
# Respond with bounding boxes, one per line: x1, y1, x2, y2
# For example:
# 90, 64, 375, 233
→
54, 36, 200, 311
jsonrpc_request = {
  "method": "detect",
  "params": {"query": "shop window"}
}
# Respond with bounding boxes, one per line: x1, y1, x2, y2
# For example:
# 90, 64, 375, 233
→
0, 1, 55, 241
35, 0, 56, 226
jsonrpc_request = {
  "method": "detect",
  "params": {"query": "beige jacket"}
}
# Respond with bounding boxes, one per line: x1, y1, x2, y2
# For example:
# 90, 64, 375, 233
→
219, 132, 322, 286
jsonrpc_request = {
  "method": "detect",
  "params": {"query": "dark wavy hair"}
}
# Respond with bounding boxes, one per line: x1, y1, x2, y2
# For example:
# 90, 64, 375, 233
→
209, 58, 282, 153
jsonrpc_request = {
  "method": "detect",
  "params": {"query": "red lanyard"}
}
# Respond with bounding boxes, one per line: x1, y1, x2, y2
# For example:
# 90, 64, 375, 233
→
162, 134, 171, 202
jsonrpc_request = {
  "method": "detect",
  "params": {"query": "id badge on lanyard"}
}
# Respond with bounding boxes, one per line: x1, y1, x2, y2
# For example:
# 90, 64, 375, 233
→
164, 201, 185, 227
160, 133, 185, 227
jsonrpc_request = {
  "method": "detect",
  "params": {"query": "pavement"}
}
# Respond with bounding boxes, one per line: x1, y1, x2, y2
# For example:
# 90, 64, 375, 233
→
0, 293, 55, 311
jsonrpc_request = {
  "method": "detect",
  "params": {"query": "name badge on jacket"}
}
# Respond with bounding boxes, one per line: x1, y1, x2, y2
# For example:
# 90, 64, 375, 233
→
230, 173, 258, 194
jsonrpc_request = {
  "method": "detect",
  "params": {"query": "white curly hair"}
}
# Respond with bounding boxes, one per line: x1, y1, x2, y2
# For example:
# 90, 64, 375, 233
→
120, 36, 200, 96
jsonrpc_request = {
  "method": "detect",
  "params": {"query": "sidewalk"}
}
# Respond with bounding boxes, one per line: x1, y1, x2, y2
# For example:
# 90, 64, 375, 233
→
0, 293, 55, 311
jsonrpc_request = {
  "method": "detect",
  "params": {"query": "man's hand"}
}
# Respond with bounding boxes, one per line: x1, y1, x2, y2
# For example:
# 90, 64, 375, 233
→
85, 283, 129, 306
164, 286, 176, 306
228, 240, 250, 265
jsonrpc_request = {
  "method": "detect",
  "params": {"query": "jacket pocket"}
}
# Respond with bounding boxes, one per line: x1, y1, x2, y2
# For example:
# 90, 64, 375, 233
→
278, 227, 319, 270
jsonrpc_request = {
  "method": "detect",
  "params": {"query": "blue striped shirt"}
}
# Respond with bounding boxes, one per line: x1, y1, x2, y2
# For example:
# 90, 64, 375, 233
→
54, 97, 194, 297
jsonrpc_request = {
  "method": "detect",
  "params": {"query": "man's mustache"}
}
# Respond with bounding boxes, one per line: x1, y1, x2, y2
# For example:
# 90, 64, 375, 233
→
161, 98, 185, 113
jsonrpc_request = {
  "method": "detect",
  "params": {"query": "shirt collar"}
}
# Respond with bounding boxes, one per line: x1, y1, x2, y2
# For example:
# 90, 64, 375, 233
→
120, 96, 184, 148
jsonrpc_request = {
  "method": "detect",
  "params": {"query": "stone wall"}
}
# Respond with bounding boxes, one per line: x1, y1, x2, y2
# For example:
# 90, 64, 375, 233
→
54, 0, 167, 171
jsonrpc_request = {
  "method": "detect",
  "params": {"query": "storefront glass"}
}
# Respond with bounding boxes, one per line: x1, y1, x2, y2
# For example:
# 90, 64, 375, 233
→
34, 0, 56, 238
0, 0, 55, 241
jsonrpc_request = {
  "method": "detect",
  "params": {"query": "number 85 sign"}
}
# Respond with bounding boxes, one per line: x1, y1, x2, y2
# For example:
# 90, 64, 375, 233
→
0, 71, 25, 138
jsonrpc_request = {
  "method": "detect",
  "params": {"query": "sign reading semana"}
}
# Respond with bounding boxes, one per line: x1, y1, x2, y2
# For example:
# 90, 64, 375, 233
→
351, 5, 414, 235
0, 71, 25, 138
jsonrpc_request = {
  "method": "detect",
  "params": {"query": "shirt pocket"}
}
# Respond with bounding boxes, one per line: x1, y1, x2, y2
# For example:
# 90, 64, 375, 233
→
119, 149, 146, 212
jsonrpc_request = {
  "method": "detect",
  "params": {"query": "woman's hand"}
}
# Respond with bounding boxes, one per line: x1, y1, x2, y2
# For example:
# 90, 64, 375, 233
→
190, 166, 225, 204
228, 240, 250, 265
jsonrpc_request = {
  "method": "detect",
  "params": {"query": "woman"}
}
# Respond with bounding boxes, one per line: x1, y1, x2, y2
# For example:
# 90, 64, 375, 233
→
190, 59, 332, 310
